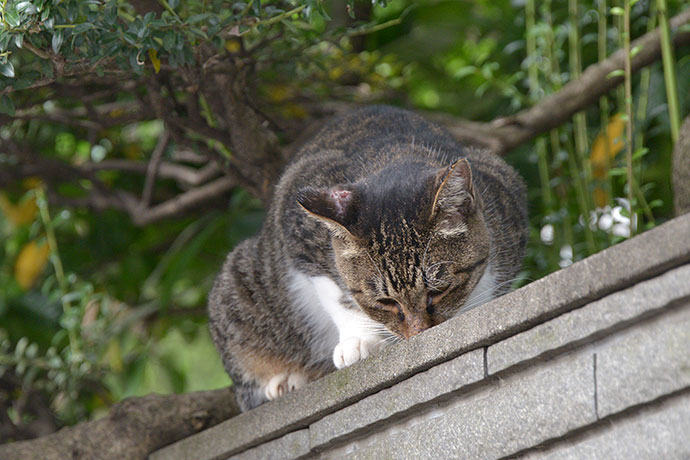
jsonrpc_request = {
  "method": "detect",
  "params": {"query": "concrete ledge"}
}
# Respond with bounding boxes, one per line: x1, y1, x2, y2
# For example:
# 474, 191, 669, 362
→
523, 391, 690, 460
487, 264, 690, 374
594, 301, 690, 418
150, 213, 690, 460
308, 348, 484, 451
322, 350, 596, 460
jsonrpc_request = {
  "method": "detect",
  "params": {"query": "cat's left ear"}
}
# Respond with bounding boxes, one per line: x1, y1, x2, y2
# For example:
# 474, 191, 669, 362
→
297, 186, 360, 237
429, 158, 478, 230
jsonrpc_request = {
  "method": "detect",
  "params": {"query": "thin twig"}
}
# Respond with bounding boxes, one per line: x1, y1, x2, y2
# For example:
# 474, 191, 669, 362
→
141, 131, 171, 207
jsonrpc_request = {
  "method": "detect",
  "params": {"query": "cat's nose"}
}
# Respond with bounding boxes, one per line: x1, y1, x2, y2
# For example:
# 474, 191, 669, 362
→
403, 314, 433, 338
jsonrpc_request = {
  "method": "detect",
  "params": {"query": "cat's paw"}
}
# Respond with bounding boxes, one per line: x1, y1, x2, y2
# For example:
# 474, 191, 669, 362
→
333, 336, 380, 369
264, 372, 308, 401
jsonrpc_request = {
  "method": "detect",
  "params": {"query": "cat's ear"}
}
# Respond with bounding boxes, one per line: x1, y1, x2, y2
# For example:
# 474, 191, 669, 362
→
297, 186, 359, 236
429, 158, 477, 233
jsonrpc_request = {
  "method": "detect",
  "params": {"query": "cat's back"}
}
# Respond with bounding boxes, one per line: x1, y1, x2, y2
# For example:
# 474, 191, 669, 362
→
295, 105, 457, 163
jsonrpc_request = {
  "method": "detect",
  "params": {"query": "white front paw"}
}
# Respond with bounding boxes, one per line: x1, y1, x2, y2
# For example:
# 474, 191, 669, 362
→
333, 336, 380, 369
264, 372, 308, 401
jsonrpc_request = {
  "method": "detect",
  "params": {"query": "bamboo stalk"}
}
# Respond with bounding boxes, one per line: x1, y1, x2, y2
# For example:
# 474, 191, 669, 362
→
657, 0, 681, 143
624, 0, 635, 237
614, 0, 626, 111
36, 187, 79, 353
526, 0, 555, 216
634, 2, 658, 151
569, 0, 597, 253
598, 0, 613, 213
565, 134, 595, 251
632, 2, 657, 225
542, 0, 567, 266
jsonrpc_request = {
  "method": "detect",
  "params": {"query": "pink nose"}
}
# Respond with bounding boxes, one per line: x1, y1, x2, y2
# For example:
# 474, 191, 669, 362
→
403, 316, 432, 339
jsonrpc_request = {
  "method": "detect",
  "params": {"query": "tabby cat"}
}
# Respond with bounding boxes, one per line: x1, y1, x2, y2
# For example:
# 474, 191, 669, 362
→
208, 106, 527, 411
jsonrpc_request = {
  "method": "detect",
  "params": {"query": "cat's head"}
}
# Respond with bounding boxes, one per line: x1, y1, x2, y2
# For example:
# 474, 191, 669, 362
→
297, 158, 490, 339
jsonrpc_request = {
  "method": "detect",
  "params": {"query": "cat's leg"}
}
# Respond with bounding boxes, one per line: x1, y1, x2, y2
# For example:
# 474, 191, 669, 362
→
310, 276, 387, 369
209, 303, 317, 409
235, 351, 317, 407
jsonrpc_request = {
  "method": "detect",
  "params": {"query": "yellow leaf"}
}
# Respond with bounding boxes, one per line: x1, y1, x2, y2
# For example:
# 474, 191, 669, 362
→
224, 39, 241, 53
590, 113, 625, 179
14, 240, 51, 290
108, 108, 125, 118
105, 339, 123, 372
593, 186, 609, 208
281, 103, 308, 119
22, 177, 44, 190
328, 67, 344, 80
148, 48, 161, 74
0, 193, 38, 226
266, 84, 290, 103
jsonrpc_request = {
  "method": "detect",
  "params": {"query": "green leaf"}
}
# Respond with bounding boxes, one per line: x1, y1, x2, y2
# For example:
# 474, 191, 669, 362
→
632, 147, 649, 160
0, 95, 16, 115
5, 10, 21, 28
52, 31, 64, 54
163, 31, 176, 51
16, 2, 37, 14
104, 1, 117, 26
186, 13, 212, 24
610, 6, 624, 16
0, 31, 11, 50
453, 65, 477, 79
0, 61, 15, 78
74, 23, 94, 34
15, 337, 28, 358
607, 69, 625, 79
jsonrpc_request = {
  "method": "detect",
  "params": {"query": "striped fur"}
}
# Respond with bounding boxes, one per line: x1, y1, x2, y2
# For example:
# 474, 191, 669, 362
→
208, 106, 527, 411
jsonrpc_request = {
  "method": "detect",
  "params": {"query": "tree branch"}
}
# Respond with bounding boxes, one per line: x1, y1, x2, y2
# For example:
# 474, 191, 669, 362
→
80, 160, 219, 187
131, 176, 236, 226
0, 387, 239, 460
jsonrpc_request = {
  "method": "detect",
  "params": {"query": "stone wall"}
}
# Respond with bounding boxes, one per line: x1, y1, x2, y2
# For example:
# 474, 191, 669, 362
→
150, 213, 690, 460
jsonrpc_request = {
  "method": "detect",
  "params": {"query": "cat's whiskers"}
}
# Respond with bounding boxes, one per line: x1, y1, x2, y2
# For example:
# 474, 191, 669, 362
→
378, 335, 401, 347
457, 277, 519, 314
346, 317, 391, 334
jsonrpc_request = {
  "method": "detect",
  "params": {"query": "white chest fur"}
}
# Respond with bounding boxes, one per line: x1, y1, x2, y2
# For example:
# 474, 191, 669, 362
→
287, 270, 388, 368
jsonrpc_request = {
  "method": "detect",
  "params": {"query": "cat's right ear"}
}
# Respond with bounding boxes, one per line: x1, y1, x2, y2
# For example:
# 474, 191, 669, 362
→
429, 158, 478, 236
297, 186, 359, 236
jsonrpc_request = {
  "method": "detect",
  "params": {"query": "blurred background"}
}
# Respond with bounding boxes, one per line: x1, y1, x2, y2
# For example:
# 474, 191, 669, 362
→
0, 0, 688, 440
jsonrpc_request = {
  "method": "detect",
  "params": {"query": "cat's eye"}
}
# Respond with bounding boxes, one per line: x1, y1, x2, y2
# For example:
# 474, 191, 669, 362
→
397, 311, 405, 322
376, 298, 400, 312
426, 288, 448, 313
